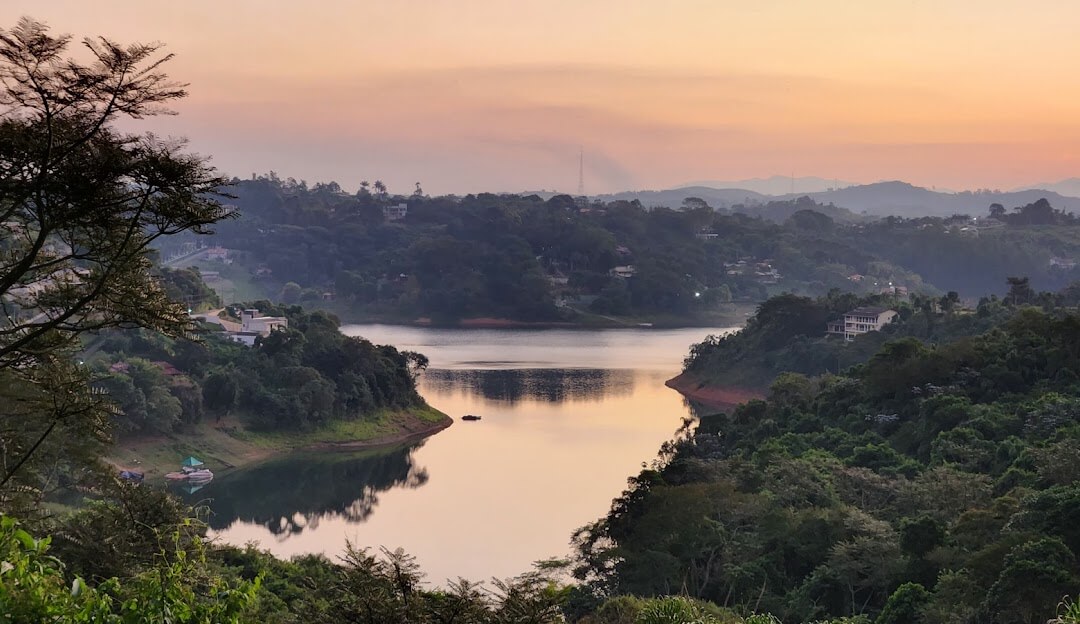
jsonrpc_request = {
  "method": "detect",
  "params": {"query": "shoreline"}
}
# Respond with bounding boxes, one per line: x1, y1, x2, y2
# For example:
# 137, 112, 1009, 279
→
338, 315, 750, 331
306, 415, 453, 451
665, 371, 766, 410
106, 405, 453, 478
312, 302, 759, 331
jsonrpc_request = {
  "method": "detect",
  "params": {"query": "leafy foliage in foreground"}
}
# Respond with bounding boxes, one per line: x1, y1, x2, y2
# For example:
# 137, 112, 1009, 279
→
0, 16, 231, 518
0, 512, 258, 624
576, 305, 1080, 623
4, 482, 918, 623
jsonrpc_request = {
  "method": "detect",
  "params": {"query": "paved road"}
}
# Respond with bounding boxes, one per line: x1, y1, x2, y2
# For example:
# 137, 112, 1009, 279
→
162, 247, 208, 268
191, 308, 241, 332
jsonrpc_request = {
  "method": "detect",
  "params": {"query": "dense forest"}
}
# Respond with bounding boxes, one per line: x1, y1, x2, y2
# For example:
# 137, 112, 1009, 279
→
573, 296, 1080, 623
679, 277, 1079, 389
90, 303, 427, 435
11, 289, 1080, 623
159, 176, 1080, 323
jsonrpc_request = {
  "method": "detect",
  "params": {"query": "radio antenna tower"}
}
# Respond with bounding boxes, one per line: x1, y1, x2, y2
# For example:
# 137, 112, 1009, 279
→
577, 147, 585, 196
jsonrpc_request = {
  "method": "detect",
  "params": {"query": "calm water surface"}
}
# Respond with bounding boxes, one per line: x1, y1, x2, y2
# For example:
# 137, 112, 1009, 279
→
195, 325, 738, 583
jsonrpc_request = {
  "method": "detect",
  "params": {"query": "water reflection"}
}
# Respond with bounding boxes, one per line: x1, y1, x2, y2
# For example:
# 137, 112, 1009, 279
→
207, 324, 742, 582
422, 368, 635, 404
179, 444, 427, 539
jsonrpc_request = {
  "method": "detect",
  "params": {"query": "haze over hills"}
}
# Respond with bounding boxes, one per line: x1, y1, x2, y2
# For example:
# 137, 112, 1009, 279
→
596, 186, 771, 209
677, 175, 856, 196
591, 179, 1080, 218
1014, 177, 1080, 198
778, 181, 1080, 217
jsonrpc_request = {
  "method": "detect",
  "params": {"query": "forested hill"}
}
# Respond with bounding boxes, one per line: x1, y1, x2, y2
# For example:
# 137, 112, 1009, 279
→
601, 180, 1080, 218
91, 304, 430, 435
575, 303, 1080, 623
158, 175, 1080, 324
676, 280, 1076, 391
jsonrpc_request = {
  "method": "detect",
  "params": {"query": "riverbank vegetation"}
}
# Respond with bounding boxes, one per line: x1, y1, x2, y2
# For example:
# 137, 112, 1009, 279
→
93, 303, 430, 435
576, 298, 1080, 623
678, 278, 1070, 390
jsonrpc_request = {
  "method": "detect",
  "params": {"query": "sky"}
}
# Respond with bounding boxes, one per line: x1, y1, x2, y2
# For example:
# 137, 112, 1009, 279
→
3, 1, 1080, 195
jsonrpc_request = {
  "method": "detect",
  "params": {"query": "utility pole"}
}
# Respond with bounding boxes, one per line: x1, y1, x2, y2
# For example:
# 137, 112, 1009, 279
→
577, 147, 585, 197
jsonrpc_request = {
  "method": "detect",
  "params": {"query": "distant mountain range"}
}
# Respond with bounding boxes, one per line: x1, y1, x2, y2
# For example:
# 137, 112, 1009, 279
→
593, 180, 1080, 218
1014, 178, 1080, 198
677, 175, 855, 196
597, 186, 770, 209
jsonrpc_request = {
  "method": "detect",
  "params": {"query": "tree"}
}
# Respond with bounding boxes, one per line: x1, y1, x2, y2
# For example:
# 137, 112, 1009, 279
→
280, 281, 302, 303
0, 19, 230, 497
402, 350, 429, 381
938, 290, 960, 317
875, 582, 928, 624
986, 537, 1078, 623
373, 179, 387, 197
202, 369, 238, 415
0, 18, 231, 370
1005, 276, 1035, 306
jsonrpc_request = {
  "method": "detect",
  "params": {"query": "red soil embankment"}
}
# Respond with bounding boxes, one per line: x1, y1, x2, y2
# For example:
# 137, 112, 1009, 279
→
665, 371, 766, 410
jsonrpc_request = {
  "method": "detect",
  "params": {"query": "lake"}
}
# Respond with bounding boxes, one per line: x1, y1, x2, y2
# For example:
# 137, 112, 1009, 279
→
194, 325, 739, 584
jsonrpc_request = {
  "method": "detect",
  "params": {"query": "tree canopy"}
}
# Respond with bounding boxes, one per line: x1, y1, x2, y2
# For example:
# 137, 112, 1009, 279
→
0, 18, 230, 508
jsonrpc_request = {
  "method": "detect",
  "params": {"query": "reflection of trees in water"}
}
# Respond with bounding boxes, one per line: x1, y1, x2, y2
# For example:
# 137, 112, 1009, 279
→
183, 444, 428, 538
422, 368, 635, 404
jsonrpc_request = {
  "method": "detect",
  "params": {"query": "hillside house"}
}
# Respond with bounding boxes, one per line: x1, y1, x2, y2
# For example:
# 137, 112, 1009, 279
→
240, 309, 288, 335
225, 331, 261, 347
205, 246, 231, 262
383, 203, 408, 221
723, 258, 781, 284
215, 308, 288, 346
610, 265, 636, 278
1050, 257, 1078, 271
827, 306, 898, 341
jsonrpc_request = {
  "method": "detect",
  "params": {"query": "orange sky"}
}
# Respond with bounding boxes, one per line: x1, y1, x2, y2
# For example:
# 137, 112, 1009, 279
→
3, 1, 1079, 194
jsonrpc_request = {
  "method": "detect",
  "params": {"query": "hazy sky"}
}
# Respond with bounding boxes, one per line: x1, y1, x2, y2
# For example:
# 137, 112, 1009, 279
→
3, 1, 1079, 194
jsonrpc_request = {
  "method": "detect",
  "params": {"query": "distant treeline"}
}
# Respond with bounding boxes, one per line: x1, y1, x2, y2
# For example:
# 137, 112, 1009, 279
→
156, 175, 1080, 322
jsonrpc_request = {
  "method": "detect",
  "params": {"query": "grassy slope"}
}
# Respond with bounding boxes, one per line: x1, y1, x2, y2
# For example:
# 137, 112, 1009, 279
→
105, 405, 451, 478
182, 257, 269, 303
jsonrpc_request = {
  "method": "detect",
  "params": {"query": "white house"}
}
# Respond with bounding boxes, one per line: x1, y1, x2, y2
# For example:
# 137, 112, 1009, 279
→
240, 309, 288, 336
610, 265, 636, 278
205, 246, 230, 262
224, 331, 260, 347
383, 203, 408, 221
826, 306, 898, 341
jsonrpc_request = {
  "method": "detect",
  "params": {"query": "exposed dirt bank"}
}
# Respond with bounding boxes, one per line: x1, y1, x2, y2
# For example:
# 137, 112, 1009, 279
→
665, 372, 766, 410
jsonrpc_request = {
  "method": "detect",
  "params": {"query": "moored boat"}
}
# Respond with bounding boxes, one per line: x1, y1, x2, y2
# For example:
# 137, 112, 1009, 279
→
164, 468, 213, 481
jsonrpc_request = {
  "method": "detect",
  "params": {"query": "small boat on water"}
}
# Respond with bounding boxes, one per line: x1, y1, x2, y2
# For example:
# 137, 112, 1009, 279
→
461, 414, 482, 421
